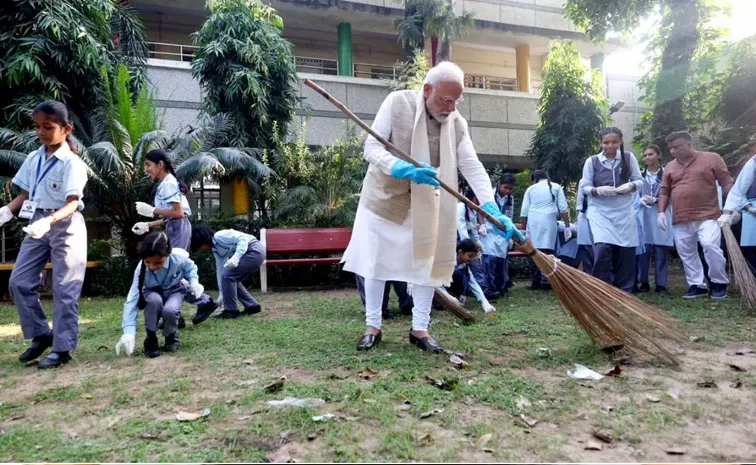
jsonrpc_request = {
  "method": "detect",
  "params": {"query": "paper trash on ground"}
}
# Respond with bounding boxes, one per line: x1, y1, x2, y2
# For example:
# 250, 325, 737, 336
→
267, 397, 326, 408
567, 364, 604, 380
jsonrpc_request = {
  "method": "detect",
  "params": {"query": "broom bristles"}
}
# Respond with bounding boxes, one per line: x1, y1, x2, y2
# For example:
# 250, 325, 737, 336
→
434, 288, 477, 322
524, 242, 685, 365
722, 224, 756, 309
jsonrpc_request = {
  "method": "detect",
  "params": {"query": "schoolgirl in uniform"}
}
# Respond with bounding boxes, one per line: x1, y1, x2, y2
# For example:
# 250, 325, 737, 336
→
115, 232, 209, 357
480, 216, 510, 298
0, 101, 88, 369
722, 141, 756, 273
456, 188, 488, 296
579, 127, 643, 292
133, 149, 215, 326
637, 144, 673, 293
446, 239, 496, 313
520, 170, 570, 290
494, 173, 516, 290
191, 225, 266, 319
575, 182, 595, 272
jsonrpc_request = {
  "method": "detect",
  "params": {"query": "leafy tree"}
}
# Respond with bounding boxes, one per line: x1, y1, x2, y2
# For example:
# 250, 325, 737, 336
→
564, 0, 657, 43
191, 0, 298, 150
525, 41, 607, 188
388, 49, 431, 91
394, 0, 473, 62
0, 0, 147, 135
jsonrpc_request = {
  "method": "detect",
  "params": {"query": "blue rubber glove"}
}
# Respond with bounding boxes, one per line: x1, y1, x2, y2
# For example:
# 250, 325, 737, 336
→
481, 202, 525, 242
390, 160, 440, 187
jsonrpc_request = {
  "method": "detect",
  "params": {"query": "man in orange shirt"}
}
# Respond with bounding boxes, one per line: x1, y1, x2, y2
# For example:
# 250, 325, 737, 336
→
657, 131, 734, 299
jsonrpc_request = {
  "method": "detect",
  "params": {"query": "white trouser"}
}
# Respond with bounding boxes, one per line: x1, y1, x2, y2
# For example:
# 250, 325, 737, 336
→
365, 278, 433, 331
673, 219, 729, 287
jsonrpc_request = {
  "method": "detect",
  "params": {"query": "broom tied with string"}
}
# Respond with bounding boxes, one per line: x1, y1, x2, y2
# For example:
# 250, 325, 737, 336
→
722, 220, 756, 309
303, 79, 685, 364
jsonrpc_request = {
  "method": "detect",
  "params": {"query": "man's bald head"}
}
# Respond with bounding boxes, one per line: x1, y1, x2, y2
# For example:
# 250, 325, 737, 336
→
423, 62, 465, 123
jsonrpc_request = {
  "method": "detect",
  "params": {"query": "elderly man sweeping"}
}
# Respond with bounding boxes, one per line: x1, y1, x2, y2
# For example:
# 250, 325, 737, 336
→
341, 62, 517, 353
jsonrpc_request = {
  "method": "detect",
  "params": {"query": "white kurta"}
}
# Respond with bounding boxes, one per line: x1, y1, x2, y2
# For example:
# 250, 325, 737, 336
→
580, 153, 643, 248
520, 179, 568, 250
342, 96, 494, 287
724, 156, 756, 246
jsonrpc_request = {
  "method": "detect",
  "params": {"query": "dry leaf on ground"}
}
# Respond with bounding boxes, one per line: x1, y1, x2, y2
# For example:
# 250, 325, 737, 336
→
476, 433, 493, 449
584, 440, 603, 451
519, 414, 539, 428
593, 430, 613, 443
604, 365, 622, 377
666, 447, 686, 455
176, 409, 211, 422
727, 363, 747, 372
264, 376, 287, 393
516, 396, 532, 410
645, 394, 661, 403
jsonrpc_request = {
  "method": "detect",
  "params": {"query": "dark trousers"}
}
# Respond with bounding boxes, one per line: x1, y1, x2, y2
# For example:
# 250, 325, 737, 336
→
637, 245, 669, 288
592, 243, 636, 292
577, 245, 595, 274
468, 258, 487, 295
530, 248, 554, 288
744, 246, 756, 277
448, 267, 468, 299
483, 255, 507, 296
355, 275, 413, 314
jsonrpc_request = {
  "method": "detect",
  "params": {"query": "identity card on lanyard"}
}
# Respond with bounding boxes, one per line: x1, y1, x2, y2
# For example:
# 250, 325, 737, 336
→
19, 154, 58, 220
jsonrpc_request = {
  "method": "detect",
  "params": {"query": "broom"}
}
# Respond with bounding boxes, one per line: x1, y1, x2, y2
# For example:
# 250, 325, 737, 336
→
303, 79, 684, 363
722, 223, 756, 309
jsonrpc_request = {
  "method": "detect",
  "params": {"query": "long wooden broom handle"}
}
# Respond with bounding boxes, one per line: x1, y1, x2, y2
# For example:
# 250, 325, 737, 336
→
303, 79, 525, 246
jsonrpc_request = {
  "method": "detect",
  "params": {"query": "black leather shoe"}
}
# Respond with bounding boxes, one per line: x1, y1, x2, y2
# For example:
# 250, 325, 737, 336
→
192, 300, 218, 325
214, 310, 242, 319
19, 331, 53, 362
163, 333, 180, 352
38, 351, 71, 369
144, 330, 161, 358
382, 311, 397, 320
243, 303, 262, 316
409, 332, 445, 354
357, 331, 382, 351
178, 317, 186, 329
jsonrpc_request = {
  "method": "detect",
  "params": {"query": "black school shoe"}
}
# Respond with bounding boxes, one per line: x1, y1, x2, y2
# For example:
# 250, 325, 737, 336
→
214, 310, 242, 319
655, 286, 668, 295
682, 285, 709, 299
639, 283, 651, 293
19, 331, 53, 362
38, 351, 71, 369
163, 332, 180, 352
193, 300, 218, 325
243, 303, 262, 316
144, 330, 161, 358
157, 316, 186, 330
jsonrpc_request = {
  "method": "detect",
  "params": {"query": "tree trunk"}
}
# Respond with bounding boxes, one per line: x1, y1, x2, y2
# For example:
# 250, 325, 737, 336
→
431, 37, 439, 65
650, 0, 701, 156
438, 38, 452, 61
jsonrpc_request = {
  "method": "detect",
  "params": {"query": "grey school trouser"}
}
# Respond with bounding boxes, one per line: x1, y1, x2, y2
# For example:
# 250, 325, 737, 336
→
10, 211, 87, 352
144, 284, 185, 337
221, 241, 265, 311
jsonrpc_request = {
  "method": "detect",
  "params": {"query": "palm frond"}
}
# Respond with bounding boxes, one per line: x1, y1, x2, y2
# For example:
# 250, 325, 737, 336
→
0, 149, 30, 172
85, 142, 127, 174
133, 130, 172, 164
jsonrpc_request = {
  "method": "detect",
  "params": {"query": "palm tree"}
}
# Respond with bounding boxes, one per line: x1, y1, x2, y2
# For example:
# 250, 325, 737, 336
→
394, 0, 474, 64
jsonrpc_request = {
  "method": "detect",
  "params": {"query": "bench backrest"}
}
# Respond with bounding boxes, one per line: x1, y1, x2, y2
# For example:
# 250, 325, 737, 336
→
263, 228, 353, 255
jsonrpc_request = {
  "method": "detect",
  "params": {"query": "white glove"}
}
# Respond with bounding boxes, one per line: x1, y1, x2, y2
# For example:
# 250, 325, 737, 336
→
23, 216, 53, 239
482, 301, 496, 313
732, 210, 742, 224
224, 256, 240, 268
718, 213, 736, 228
657, 212, 668, 231
131, 222, 150, 235
115, 334, 135, 356
459, 295, 467, 306
563, 226, 573, 242
595, 186, 617, 197
615, 182, 636, 195
477, 224, 487, 237
508, 240, 514, 251
135, 202, 156, 218
189, 282, 204, 298
0, 206, 14, 227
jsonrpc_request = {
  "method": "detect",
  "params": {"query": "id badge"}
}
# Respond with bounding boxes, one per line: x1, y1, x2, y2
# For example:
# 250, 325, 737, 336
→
19, 200, 37, 220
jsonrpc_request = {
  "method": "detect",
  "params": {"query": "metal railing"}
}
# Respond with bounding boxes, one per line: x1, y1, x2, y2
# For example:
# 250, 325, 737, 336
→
294, 56, 339, 75
353, 62, 396, 80
148, 42, 199, 62
465, 74, 519, 92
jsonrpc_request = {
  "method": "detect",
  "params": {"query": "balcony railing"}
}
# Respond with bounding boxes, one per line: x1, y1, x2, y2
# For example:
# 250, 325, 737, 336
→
147, 42, 524, 92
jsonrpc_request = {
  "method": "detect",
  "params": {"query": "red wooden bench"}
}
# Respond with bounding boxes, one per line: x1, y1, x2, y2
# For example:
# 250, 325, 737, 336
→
258, 225, 527, 293
259, 228, 353, 292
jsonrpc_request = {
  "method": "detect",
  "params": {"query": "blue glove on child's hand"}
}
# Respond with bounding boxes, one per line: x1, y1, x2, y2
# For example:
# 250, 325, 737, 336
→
390, 160, 440, 187
481, 202, 525, 242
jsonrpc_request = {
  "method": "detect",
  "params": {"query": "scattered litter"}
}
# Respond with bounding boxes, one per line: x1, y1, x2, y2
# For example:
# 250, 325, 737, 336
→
236, 416, 251, 421
584, 440, 603, 451
264, 376, 287, 393
68, 432, 78, 440
357, 367, 379, 380
337, 415, 359, 422
476, 433, 493, 449
425, 375, 458, 391
604, 365, 622, 377
600, 404, 614, 413
593, 430, 613, 443
734, 348, 755, 355
567, 364, 604, 380
730, 381, 743, 389
537, 347, 551, 358
267, 397, 325, 409
139, 432, 165, 441
267, 444, 303, 463
727, 363, 747, 372
665, 447, 686, 455
419, 408, 444, 419
362, 399, 376, 404
696, 380, 717, 388
80, 393, 94, 400
645, 394, 661, 403
238, 379, 259, 387
307, 432, 318, 441
689, 336, 704, 342
416, 432, 433, 446
448, 354, 469, 369
515, 396, 532, 410
176, 409, 211, 422
519, 414, 539, 428
242, 359, 254, 365
483, 448, 495, 453
667, 388, 681, 400
396, 401, 412, 411
6, 414, 25, 422
312, 414, 335, 423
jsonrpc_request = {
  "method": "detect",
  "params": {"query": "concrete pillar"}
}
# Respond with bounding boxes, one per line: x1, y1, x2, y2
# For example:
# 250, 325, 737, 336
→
515, 44, 531, 93
232, 179, 250, 216
337, 23, 353, 77
591, 53, 605, 71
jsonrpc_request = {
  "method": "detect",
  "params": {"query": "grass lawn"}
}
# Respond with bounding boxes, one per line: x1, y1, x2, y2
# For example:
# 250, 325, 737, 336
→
1, 273, 755, 462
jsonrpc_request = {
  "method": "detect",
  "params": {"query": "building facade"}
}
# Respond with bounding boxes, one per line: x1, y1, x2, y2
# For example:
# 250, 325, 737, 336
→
129, 0, 647, 170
